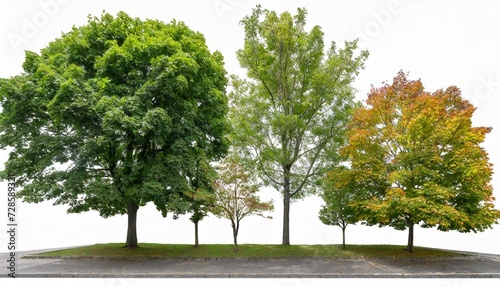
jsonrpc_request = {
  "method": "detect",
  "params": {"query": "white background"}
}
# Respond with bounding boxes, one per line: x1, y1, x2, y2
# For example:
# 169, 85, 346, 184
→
1, 0, 499, 260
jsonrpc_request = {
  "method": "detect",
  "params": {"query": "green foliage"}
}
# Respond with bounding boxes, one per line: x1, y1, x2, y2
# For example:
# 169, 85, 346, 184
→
0, 12, 229, 222
319, 166, 359, 232
231, 5, 368, 245
319, 166, 360, 249
185, 149, 217, 224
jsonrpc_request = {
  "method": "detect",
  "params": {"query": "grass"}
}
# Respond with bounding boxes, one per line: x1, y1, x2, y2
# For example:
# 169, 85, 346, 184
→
35, 243, 467, 259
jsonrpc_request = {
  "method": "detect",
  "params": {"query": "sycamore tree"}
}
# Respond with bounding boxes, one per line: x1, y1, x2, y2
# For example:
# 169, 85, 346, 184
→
230, 5, 368, 245
0, 12, 229, 248
212, 150, 274, 252
340, 71, 500, 252
319, 166, 358, 250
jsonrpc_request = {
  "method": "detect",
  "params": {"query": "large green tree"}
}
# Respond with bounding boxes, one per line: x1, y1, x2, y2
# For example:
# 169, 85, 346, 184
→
0, 12, 229, 248
231, 6, 368, 245
341, 71, 500, 252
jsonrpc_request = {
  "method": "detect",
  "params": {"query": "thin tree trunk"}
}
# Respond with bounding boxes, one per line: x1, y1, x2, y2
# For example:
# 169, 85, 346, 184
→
194, 220, 199, 248
282, 166, 291, 245
125, 203, 139, 248
342, 227, 346, 250
406, 222, 414, 253
232, 221, 239, 252
232, 231, 238, 252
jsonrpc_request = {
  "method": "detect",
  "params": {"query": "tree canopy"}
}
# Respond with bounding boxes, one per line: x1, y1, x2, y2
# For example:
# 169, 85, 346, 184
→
211, 150, 274, 252
339, 71, 500, 252
230, 5, 368, 245
0, 12, 230, 247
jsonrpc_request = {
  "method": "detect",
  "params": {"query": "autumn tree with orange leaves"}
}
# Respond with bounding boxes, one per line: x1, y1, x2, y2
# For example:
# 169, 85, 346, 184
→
331, 71, 500, 253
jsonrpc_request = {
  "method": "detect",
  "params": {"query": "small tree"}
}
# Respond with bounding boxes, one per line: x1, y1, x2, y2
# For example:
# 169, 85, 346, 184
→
184, 149, 217, 248
212, 150, 274, 252
342, 71, 500, 252
188, 189, 214, 248
319, 167, 358, 249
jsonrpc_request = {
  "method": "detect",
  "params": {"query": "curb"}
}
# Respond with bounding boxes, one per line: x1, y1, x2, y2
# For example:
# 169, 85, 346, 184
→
14, 273, 500, 278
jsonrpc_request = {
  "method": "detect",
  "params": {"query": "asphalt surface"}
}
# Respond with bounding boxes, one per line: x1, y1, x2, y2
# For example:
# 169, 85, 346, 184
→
1, 247, 500, 278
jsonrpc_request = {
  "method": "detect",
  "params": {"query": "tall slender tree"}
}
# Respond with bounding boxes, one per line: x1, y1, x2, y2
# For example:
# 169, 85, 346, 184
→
231, 5, 368, 245
0, 12, 229, 248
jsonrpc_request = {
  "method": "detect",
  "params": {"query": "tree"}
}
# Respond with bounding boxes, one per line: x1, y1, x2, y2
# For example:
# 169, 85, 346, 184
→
211, 150, 274, 252
319, 166, 358, 250
230, 5, 368, 245
0, 12, 229, 248
185, 150, 217, 248
342, 71, 500, 252
188, 189, 215, 248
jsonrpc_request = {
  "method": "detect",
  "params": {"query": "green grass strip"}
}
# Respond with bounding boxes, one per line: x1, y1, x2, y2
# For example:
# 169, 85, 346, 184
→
35, 243, 467, 259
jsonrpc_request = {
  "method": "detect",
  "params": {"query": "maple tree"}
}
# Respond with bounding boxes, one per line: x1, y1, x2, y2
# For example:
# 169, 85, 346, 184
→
211, 150, 274, 252
231, 5, 368, 245
338, 71, 500, 252
0, 12, 229, 248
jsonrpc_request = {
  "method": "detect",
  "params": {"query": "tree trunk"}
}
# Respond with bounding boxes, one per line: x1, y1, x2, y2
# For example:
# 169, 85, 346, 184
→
232, 221, 239, 252
194, 220, 199, 248
282, 190, 291, 245
125, 203, 139, 248
406, 222, 414, 253
282, 166, 291, 245
342, 226, 346, 250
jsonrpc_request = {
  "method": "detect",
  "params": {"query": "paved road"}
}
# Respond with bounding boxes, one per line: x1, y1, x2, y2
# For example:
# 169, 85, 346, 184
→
1, 248, 500, 278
